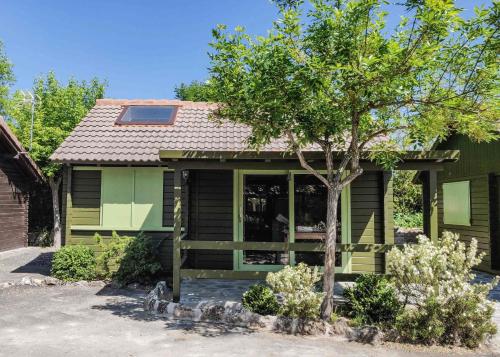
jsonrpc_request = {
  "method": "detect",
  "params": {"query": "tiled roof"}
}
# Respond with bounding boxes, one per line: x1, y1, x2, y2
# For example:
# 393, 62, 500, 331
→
51, 99, 322, 163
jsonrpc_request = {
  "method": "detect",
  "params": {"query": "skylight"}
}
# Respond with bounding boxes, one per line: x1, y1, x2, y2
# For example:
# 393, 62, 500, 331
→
116, 105, 177, 125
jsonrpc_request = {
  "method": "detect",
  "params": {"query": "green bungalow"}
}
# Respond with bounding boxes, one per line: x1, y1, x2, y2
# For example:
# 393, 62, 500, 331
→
51, 99, 458, 299
421, 132, 500, 273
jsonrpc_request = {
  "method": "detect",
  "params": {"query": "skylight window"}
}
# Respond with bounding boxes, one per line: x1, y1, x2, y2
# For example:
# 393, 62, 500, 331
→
116, 105, 178, 125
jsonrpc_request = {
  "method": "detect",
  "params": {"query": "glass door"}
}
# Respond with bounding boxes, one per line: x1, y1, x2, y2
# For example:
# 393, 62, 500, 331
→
237, 172, 289, 270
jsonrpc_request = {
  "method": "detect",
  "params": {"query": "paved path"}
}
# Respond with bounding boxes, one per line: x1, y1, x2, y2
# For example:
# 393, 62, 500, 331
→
0, 247, 54, 282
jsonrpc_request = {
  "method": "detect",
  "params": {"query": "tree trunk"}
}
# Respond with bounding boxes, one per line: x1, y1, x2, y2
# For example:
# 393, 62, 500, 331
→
320, 186, 341, 320
49, 176, 62, 249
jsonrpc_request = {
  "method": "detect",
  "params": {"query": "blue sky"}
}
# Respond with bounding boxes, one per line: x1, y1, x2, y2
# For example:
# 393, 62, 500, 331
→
0, 0, 490, 99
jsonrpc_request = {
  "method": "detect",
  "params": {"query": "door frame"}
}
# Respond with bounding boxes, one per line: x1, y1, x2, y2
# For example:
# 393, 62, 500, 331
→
233, 169, 351, 273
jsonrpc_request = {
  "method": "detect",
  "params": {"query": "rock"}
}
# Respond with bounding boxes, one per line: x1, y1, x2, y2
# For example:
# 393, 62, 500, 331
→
0, 282, 14, 289
331, 317, 353, 336
32, 278, 44, 286
273, 317, 333, 336
44, 277, 61, 285
200, 303, 225, 321
144, 281, 172, 311
350, 326, 384, 345
127, 282, 140, 290
20, 276, 34, 285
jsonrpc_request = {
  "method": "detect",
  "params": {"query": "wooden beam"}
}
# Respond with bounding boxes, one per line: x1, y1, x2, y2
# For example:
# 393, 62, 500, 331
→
180, 269, 364, 281
172, 169, 182, 302
381, 171, 394, 273
429, 170, 439, 242
179, 240, 402, 253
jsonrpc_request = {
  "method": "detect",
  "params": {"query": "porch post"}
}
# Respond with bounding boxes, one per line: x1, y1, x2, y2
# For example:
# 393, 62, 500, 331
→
382, 171, 394, 273
64, 165, 72, 246
172, 169, 182, 302
428, 170, 439, 242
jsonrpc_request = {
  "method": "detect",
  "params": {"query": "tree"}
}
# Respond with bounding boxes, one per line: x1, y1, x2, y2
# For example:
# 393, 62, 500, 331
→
174, 80, 213, 101
208, 0, 499, 319
7, 72, 106, 248
0, 40, 15, 114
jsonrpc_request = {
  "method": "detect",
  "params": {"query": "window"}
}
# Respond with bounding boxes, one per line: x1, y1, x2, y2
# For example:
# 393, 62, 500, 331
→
443, 181, 471, 226
116, 105, 177, 125
101, 167, 164, 229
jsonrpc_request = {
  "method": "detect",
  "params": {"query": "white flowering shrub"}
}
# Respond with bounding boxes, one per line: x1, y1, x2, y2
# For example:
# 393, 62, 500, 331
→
266, 263, 324, 319
387, 232, 498, 347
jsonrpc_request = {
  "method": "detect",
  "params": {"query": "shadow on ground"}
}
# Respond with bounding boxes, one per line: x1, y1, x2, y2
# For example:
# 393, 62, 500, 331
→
11, 252, 53, 276
91, 285, 255, 338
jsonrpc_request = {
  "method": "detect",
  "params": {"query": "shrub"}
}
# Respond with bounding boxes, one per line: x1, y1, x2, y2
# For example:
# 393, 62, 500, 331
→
266, 263, 324, 319
95, 231, 133, 280
394, 212, 423, 229
110, 232, 163, 285
51, 245, 96, 281
387, 232, 498, 347
343, 274, 401, 326
242, 284, 279, 315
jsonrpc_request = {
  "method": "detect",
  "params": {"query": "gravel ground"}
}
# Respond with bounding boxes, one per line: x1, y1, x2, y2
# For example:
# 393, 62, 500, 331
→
0, 247, 54, 282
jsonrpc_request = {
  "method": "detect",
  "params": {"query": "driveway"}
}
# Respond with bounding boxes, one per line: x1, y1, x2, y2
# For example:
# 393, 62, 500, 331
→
0, 284, 491, 357
0, 248, 498, 356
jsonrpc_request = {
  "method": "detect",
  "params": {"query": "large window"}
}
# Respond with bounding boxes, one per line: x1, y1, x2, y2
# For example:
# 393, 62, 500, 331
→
294, 174, 342, 267
116, 105, 178, 125
101, 167, 164, 229
442, 181, 471, 226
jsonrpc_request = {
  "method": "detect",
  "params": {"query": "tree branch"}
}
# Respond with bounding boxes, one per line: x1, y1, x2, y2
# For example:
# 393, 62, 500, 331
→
286, 131, 331, 189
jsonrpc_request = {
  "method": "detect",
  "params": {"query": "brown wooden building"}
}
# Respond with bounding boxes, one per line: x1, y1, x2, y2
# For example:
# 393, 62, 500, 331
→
0, 117, 44, 251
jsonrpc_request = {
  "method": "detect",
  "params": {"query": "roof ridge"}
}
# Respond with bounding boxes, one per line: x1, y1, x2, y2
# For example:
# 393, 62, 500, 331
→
95, 98, 217, 108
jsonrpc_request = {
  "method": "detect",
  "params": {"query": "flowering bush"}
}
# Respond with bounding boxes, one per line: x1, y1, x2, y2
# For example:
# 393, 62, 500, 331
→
387, 232, 497, 347
266, 263, 324, 319
343, 274, 401, 326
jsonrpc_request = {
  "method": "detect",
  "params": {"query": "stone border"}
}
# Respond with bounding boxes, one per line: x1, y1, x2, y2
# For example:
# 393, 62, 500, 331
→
144, 281, 384, 343
0, 276, 108, 289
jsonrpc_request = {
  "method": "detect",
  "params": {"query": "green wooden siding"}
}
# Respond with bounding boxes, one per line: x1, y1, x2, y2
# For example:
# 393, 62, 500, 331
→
187, 170, 234, 269
437, 134, 500, 272
350, 172, 388, 273
72, 170, 101, 226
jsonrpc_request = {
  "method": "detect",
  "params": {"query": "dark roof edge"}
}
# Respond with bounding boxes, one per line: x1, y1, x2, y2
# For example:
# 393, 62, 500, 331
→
0, 117, 45, 182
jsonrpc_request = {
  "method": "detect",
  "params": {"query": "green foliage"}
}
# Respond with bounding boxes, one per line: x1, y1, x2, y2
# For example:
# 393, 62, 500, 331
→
51, 245, 96, 282
174, 80, 214, 102
35, 228, 53, 247
110, 232, 164, 285
94, 231, 133, 280
266, 263, 324, 318
343, 274, 402, 326
393, 170, 422, 218
388, 232, 498, 347
394, 212, 423, 229
6, 72, 106, 177
242, 284, 280, 315
0, 40, 14, 115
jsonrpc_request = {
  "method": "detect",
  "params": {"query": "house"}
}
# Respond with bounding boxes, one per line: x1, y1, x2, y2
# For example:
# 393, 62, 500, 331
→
50, 99, 457, 298
426, 133, 500, 273
0, 116, 44, 251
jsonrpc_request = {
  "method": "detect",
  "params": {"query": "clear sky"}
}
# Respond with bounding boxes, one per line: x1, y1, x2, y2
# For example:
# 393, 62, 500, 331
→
0, 0, 491, 99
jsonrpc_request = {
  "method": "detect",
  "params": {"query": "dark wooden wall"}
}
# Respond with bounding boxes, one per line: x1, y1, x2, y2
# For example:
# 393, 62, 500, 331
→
0, 142, 30, 251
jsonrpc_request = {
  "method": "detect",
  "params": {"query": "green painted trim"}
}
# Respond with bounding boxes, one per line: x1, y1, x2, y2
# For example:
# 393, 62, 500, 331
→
73, 166, 174, 172
70, 225, 183, 232
232, 170, 239, 271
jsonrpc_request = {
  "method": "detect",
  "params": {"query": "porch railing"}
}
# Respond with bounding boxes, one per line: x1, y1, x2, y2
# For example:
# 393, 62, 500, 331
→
172, 233, 402, 301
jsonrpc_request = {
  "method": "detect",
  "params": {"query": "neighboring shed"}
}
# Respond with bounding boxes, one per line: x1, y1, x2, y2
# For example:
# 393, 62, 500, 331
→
50, 99, 457, 299
0, 117, 44, 251
430, 134, 500, 273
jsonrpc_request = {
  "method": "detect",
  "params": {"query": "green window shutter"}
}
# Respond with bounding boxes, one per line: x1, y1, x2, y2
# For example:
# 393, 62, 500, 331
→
101, 168, 134, 228
443, 181, 471, 226
133, 168, 164, 229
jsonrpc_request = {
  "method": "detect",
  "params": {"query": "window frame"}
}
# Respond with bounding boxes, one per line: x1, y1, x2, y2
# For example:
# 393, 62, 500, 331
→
115, 105, 179, 126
